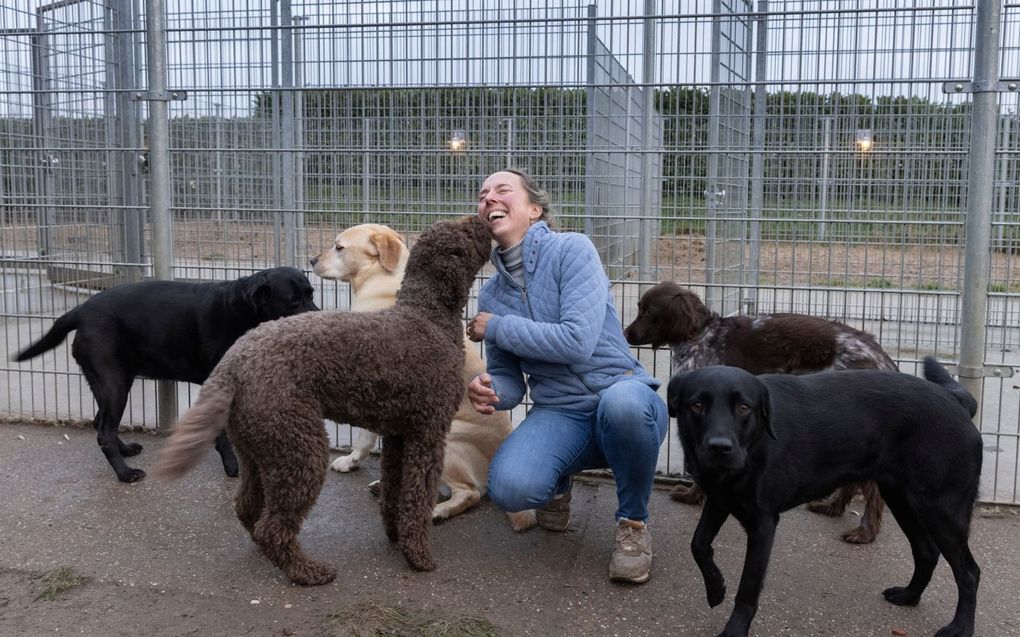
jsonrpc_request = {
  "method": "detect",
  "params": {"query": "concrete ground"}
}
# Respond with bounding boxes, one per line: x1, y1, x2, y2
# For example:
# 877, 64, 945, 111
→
1, 421, 1018, 637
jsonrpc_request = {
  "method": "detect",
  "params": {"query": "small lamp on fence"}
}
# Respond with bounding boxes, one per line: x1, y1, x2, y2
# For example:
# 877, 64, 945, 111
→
855, 129, 873, 152
448, 130, 467, 152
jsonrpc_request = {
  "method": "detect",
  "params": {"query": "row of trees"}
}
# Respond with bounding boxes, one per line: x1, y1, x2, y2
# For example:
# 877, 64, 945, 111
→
2, 86, 1012, 219
250, 86, 988, 210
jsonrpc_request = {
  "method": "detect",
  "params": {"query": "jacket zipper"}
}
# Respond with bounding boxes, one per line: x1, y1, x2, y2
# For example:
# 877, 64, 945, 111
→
501, 270, 533, 319
499, 252, 597, 399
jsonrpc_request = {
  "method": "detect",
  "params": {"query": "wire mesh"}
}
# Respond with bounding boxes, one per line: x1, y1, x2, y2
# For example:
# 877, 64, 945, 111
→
1, 0, 1018, 503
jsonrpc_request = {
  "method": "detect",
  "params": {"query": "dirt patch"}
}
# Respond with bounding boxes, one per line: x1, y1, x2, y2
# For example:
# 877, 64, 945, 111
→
5, 220, 1020, 290
0, 561, 506, 637
652, 234, 1020, 290
324, 601, 501, 637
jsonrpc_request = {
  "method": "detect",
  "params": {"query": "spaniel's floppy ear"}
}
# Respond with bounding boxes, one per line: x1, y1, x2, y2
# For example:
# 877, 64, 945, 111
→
372, 230, 407, 273
662, 287, 704, 343
675, 288, 714, 342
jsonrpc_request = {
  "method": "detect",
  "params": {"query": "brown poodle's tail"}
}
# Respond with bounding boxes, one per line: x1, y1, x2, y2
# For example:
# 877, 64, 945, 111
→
156, 372, 236, 479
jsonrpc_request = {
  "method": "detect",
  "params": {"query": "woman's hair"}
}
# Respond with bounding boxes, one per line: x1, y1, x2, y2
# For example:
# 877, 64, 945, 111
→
503, 168, 553, 225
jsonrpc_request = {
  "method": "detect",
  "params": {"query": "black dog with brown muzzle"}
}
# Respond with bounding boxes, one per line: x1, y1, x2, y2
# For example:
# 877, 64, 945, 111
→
667, 357, 981, 637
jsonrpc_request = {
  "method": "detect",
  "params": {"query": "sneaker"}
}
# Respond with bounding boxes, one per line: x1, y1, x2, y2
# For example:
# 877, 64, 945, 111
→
609, 518, 652, 584
536, 483, 572, 532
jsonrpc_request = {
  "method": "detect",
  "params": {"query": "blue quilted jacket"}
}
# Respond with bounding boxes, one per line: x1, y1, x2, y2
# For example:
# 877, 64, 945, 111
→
480, 221, 659, 412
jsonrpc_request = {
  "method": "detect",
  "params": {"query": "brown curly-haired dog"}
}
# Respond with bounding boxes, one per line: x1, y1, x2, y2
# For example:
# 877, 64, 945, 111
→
156, 216, 492, 585
311, 223, 536, 532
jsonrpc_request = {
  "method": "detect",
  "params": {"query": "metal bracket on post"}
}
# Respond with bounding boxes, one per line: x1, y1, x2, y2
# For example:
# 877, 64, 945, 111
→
943, 364, 1015, 379
942, 79, 1019, 94
704, 188, 727, 209
130, 90, 188, 101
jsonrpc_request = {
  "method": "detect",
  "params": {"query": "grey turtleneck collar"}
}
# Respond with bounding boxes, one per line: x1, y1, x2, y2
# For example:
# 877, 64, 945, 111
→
498, 240, 526, 287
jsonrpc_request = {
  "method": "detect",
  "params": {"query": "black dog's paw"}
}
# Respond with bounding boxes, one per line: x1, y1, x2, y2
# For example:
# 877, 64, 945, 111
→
119, 441, 143, 457
222, 459, 239, 478
383, 523, 399, 544
716, 630, 747, 637
934, 621, 973, 637
706, 580, 726, 607
882, 585, 921, 606
117, 467, 146, 483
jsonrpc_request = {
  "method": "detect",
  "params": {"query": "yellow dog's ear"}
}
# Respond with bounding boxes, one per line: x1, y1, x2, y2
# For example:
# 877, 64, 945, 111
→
372, 230, 407, 273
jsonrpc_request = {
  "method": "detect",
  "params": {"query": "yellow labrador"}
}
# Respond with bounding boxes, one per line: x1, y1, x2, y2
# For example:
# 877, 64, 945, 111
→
311, 224, 535, 531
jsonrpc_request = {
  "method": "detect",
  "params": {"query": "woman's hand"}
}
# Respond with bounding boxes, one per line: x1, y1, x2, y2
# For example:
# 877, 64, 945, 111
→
467, 373, 499, 415
466, 312, 493, 342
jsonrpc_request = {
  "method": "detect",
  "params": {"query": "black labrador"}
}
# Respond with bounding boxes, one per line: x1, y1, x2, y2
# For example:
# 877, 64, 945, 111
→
14, 267, 318, 482
667, 358, 981, 637
624, 281, 898, 544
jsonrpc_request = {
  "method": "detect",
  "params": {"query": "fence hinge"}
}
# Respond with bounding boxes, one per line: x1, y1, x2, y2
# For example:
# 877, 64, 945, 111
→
942, 79, 1020, 94
130, 90, 188, 102
943, 363, 1015, 379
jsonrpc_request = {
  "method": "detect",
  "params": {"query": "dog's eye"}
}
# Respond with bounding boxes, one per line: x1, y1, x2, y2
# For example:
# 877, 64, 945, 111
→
689, 400, 703, 414
736, 403, 751, 416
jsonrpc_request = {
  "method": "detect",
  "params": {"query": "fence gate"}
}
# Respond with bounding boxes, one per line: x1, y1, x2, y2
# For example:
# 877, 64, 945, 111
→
32, 0, 145, 289
704, 0, 754, 315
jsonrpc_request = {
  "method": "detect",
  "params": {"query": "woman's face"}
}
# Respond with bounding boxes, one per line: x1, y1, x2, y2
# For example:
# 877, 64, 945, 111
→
477, 171, 541, 248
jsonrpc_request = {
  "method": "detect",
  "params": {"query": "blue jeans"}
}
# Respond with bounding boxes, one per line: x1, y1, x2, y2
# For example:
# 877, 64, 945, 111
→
487, 379, 669, 523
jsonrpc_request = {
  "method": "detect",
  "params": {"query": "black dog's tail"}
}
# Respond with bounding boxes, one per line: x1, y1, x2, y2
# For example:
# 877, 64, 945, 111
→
155, 369, 236, 480
14, 308, 80, 362
923, 356, 978, 417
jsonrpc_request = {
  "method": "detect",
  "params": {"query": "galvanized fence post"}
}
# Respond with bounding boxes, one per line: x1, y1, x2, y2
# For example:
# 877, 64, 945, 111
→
639, 0, 657, 290
583, 3, 596, 239
745, 0, 768, 316
143, 0, 177, 430
956, 0, 1003, 425
112, 0, 144, 285
279, 0, 298, 268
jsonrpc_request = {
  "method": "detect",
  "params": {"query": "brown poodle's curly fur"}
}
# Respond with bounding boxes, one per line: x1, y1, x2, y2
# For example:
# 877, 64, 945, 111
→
156, 216, 493, 585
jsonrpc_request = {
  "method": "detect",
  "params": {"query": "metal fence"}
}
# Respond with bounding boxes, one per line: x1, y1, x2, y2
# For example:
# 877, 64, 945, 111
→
2, 0, 1019, 504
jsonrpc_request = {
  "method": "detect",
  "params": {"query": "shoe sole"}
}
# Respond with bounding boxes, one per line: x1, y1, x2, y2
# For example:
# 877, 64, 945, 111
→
609, 572, 650, 584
